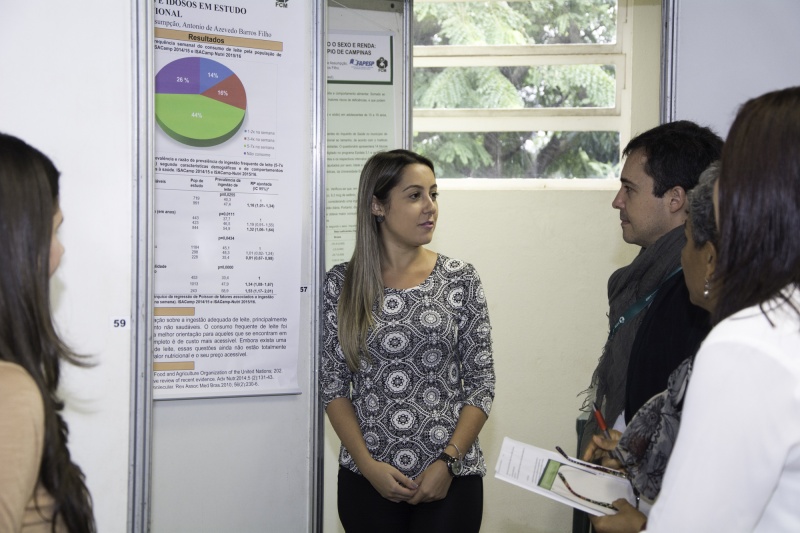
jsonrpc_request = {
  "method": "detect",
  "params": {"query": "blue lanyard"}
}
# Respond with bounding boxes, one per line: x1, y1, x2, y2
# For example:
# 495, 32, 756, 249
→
608, 266, 682, 341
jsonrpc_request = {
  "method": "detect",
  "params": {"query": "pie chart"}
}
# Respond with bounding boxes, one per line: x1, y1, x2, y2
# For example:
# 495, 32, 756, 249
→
155, 57, 247, 147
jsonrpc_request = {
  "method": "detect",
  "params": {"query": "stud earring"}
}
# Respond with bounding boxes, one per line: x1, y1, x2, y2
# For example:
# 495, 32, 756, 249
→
375, 215, 385, 223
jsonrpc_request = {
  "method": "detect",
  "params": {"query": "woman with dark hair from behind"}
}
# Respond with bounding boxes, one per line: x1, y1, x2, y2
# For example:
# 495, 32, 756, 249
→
594, 86, 800, 532
0, 133, 95, 533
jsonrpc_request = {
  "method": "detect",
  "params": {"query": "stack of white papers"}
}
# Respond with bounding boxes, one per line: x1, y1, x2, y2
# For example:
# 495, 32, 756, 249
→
494, 437, 635, 516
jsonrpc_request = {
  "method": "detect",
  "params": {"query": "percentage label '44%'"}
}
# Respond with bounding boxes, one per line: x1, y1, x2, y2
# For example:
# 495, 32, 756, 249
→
191, 112, 203, 118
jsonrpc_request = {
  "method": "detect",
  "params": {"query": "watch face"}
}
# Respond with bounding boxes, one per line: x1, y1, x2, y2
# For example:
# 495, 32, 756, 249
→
438, 452, 463, 476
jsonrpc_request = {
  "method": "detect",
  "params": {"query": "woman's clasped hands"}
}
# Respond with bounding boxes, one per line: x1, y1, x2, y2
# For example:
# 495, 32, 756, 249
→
361, 458, 452, 504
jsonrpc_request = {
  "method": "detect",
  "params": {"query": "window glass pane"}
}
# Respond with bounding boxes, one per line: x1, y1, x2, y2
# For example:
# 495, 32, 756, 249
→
413, 131, 619, 179
414, 1, 618, 46
414, 65, 616, 109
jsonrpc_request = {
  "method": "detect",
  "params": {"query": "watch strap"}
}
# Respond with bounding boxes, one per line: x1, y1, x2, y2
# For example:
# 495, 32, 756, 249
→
437, 452, 456, 476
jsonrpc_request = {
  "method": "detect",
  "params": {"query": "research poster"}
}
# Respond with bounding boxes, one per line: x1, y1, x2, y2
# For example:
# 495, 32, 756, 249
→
325, 30, 396, 268
152, 0, 305, 399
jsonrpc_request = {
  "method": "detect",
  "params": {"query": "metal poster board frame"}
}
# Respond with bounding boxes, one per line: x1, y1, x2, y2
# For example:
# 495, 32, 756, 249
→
131, 0, 325, 530
325, 0, 411, 269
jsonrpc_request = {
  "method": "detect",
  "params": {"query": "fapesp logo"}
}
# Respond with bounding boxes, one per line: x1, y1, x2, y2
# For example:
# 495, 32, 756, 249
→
349, 58, 375, 69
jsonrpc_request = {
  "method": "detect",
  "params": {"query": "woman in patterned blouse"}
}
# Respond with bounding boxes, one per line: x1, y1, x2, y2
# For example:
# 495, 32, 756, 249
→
320, 150, 496, 532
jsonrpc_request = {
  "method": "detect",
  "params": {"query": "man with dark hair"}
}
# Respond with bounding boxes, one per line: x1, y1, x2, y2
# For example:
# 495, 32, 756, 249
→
580, 120, 723, 454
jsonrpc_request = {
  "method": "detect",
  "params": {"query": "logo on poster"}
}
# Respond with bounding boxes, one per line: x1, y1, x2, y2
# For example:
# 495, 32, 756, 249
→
376, 57, 388, 72
349, 58, 375, 70
276, 0, 289, 7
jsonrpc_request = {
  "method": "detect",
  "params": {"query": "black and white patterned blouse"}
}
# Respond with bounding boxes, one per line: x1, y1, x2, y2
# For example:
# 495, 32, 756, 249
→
320, 254, 495, 479
617, 357, 693, 500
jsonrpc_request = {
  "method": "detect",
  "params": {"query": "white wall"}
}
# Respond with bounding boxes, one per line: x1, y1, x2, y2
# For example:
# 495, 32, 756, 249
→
674, 0, 800, 136
434, 183, 639, 532
0, 3, 134, 532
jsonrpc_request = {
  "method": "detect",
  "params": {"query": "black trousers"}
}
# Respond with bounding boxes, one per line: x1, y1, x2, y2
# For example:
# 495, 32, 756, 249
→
337, 467, 483, 533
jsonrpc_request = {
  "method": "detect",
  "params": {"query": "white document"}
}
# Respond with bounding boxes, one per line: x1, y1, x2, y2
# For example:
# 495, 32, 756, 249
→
494, 437, 636, 516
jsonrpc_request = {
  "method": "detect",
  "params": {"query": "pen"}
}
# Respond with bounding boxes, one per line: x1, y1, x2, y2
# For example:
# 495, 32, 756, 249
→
591, 401, 612, 439
591, 403, 641, 509
591, 402, 627, 466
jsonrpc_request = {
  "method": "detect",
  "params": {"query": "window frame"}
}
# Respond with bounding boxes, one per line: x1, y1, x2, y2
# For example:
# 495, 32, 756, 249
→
412, 0, 637, 185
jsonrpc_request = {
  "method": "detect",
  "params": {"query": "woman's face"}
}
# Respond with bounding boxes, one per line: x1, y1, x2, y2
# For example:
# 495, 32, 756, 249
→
49, 207, 64, 277
680, 217, 716, 312
372, 163, 438, 250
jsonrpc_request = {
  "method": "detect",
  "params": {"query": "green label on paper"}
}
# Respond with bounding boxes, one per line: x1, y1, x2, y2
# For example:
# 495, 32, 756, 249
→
538, 459, 561, 490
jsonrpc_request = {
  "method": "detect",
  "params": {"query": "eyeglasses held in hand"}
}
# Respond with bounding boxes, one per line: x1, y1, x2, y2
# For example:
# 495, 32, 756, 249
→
556, 472, 616, 510
555, 445, 640, 509
554, 446, 627, 479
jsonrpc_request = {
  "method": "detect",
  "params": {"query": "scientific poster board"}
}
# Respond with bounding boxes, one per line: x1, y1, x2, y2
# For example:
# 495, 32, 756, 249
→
145, 1, 324, 531
151, 0, 305, 399
325, 1, 407, 269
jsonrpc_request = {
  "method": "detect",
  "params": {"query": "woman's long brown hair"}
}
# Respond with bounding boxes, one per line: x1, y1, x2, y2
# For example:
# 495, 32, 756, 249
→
713, 86, 800, 325
337, 150, 435, 371
0, 133, 95, 532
